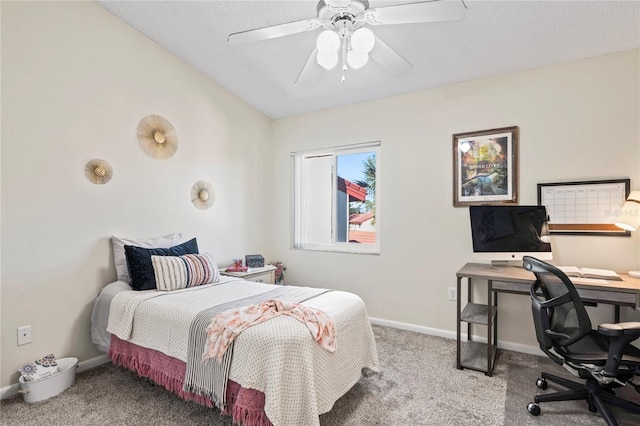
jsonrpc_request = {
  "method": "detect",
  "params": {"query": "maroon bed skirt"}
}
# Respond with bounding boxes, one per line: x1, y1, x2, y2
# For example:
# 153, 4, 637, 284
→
109, 335, 273, 426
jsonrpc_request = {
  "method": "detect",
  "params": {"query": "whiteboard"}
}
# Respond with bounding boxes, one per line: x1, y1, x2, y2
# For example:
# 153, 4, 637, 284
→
537, 179, 630, 235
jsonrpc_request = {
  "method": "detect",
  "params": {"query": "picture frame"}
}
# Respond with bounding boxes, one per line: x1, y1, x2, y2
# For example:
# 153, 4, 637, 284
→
537, 178, 630, 236
453, 126, 518, 207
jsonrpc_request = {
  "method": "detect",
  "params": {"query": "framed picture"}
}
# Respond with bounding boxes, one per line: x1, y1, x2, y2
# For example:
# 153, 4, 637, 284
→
453, 126, 518, 207
538, 178, 630, 236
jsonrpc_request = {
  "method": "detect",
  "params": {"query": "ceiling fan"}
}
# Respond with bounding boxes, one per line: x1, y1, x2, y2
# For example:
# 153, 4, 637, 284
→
227, 0, 467, 84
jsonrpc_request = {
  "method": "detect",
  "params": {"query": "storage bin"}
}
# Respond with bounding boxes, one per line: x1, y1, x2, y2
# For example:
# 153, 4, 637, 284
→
18, 357, 78, 403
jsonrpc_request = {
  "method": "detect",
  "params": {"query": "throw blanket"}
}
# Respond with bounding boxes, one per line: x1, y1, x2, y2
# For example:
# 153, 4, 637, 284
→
203, 299, 336, 363
183, 286, 332, 410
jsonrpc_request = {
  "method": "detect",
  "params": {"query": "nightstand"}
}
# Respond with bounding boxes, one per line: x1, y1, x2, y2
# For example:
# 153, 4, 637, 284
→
221, 265, 276, 284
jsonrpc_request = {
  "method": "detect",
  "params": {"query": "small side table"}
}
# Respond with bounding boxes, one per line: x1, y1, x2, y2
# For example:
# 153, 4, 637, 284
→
221, 265, 276, 284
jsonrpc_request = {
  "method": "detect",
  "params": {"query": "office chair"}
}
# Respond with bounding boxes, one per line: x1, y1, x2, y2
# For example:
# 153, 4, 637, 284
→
523, 256, 640, 426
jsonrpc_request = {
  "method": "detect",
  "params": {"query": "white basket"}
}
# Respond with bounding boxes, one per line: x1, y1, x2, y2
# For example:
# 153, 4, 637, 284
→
18, 357, 78, 403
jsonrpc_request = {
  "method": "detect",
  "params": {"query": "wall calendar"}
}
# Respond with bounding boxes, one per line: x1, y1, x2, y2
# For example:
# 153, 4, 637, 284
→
537, 178, 630, 236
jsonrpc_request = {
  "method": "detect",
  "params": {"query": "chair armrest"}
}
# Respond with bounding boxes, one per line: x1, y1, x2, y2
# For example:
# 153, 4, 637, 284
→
598, 321, 640, 337
598, 322, 640, 377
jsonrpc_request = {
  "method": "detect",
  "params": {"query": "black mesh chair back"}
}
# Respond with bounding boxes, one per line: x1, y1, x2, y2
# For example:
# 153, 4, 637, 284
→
523, 256, 593, 364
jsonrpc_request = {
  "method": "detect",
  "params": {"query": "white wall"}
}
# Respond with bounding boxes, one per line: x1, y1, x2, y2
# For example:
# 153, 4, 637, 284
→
268, 50, 640, 348
1, 2, 271, 387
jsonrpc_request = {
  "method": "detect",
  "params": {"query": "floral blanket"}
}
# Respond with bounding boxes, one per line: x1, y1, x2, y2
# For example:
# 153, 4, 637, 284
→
203, 299, 336, 362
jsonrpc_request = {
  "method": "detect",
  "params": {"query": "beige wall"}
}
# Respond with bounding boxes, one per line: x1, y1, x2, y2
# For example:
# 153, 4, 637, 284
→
2, 1, 639, 391
1, 2, 271, 387
268, 49, 640, 349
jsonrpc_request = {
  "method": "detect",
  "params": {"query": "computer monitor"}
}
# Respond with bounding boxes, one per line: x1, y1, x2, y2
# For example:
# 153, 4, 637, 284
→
469, 205, 552, 263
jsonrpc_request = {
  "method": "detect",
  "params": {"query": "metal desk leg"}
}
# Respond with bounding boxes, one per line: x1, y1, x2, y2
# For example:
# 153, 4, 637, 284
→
456, 277, 462, 369
493, 289, 498, 368
487, 279, 493, 376
467, 278, 471, 342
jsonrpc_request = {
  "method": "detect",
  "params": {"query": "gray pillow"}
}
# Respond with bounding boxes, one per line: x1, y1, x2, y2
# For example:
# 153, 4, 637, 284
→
111, 233, 184, 283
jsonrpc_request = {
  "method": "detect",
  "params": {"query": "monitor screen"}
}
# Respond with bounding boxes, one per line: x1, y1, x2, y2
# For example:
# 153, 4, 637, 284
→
469, 205, 552, 262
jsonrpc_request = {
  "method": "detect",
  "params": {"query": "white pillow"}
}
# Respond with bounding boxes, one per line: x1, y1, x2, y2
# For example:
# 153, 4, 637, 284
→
111, 233, 184, 283
152, 253, 220, 291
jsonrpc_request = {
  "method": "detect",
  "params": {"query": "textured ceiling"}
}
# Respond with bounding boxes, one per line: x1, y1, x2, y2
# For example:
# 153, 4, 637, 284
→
97, 0, 640, 119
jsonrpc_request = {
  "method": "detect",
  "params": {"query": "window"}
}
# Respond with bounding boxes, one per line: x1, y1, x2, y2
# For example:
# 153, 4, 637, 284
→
292, 141, 380, 254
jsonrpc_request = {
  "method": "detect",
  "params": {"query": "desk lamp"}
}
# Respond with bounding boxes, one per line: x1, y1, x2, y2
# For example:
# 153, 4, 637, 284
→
614, 191, 640, 278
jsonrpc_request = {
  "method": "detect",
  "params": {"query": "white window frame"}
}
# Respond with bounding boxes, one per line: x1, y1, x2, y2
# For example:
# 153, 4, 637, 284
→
291, 141, 380, 254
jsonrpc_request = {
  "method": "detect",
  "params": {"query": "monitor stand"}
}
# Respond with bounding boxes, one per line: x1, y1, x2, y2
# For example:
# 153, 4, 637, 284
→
491, 260, 524, 268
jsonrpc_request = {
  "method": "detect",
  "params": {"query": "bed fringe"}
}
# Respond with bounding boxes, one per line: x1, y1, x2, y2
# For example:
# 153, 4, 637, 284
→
232, 404, 272, 426
109, 350, 215, 408
108, 343, 273, 426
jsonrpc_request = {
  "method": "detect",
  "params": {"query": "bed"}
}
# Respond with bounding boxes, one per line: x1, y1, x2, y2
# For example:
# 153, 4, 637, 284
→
91, 274, 379, 426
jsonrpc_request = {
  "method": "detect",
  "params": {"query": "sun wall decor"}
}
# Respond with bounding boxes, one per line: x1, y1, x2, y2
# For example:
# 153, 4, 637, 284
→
136, 114, 179, 160
191, 180, 215, 210
84, 159, 113, 185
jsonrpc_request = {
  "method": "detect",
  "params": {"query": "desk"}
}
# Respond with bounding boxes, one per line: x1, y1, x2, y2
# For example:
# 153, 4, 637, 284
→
455, 262, 640, 376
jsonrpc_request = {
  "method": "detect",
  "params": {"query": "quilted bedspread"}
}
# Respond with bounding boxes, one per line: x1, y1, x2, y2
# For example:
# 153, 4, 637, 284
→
106, 278, 379, 426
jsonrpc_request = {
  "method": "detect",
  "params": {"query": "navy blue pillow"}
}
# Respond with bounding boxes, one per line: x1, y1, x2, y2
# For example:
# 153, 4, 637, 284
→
124, 238, 199, 290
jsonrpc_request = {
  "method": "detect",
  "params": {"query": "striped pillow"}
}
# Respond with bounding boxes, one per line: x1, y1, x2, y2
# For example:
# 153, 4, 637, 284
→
151, 253, 220, 291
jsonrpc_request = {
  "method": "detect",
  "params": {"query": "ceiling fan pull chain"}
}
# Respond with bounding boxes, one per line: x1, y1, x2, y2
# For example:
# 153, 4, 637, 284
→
341, 36, 348, 82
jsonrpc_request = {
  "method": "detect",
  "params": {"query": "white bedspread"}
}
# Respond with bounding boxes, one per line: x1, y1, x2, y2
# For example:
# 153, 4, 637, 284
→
106, 279, 378, 426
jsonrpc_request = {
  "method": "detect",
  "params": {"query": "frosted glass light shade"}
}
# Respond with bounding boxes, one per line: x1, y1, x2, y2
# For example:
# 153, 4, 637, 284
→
316, 30, 340, 54
347, 50, 369, 69
351, 28, 375, 53
317, 52, 339, 69
614, 191, 640, 231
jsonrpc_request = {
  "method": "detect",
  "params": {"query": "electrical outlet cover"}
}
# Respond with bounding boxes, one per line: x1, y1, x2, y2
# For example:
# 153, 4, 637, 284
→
17, 325, 32, 345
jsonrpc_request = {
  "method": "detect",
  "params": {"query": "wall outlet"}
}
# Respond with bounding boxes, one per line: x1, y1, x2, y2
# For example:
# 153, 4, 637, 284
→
17, 325, 32, 346
448, 287, 457, 301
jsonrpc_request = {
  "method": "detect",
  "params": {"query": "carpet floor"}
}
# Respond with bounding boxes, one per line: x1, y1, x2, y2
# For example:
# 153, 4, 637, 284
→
2, 325, 639, 425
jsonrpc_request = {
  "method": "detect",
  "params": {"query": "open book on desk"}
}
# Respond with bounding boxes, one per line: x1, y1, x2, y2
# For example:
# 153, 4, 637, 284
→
557, 266, 623, 281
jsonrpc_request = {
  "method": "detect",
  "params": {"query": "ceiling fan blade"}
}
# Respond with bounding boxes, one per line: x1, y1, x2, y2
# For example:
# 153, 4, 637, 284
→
366, 0, 467, 26
228, 18, 322, 45
295, 48, 324, 85
369, 36, 413, 75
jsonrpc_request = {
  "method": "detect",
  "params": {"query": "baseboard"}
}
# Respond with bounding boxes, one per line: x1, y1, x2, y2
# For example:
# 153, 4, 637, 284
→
77, 354, 110, 373
0, 354, 110, 400
369, 316, 544, 357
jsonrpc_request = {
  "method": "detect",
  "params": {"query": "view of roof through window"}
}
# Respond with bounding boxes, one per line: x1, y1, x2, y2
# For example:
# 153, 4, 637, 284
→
337, 152, 376, 244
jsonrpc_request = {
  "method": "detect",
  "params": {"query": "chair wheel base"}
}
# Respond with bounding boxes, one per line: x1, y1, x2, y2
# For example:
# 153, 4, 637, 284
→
527, 402, 541, 416
536, 378, 548, 390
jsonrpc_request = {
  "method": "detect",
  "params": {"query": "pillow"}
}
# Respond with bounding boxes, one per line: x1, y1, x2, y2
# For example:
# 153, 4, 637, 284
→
124, 238, 199, 290
111, 233, 185, 283
152, 253, 220, 291
18, 354, 58, 382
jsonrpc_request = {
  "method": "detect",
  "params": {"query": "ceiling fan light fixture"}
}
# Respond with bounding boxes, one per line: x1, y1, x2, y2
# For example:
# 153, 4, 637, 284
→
316, 30, 340, 53
317, 51, 339, 69
350, 27, 375, 53
347, 49, 369, 69
325, 0, 352, 8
